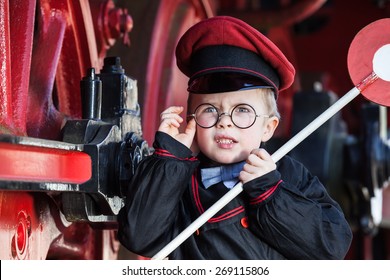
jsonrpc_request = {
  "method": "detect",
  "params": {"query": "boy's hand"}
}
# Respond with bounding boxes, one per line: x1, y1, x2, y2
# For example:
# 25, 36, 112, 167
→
239, 148, 276, 184
158, 106, 196, 149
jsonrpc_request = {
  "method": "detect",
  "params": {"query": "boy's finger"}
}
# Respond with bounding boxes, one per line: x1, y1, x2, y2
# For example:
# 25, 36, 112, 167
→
184, 118, 196, 137
160, 106, 184, 117
252, 148, 271, 160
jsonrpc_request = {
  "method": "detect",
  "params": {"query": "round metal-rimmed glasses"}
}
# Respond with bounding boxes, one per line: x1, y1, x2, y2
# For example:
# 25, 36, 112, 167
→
187, 103, 269, 129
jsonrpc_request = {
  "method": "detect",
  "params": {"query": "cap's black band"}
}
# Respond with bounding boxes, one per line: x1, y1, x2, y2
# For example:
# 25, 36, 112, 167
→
189, 45, 280, 90
188, 72, 273, 94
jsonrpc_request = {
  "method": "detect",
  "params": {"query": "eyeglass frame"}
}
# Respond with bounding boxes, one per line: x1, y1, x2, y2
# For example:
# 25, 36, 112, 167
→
187, 103, 269, 129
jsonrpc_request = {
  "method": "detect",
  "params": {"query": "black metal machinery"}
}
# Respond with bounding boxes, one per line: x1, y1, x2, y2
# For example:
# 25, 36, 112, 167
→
0, 57, 151, 229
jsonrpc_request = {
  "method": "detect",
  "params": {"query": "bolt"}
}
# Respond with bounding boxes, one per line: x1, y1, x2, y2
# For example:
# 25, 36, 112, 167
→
11, 211, 31, 259
108, 7, 133, 45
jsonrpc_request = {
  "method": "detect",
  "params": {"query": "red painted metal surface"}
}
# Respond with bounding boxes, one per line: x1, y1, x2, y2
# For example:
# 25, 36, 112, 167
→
9, 0, 36, 135
0, 191, 58, 259
0, 142, 91, 184
26, 1, 67, 139
0, 0, 13, 134
0, 0, 131, 259
90, 0, 133, 58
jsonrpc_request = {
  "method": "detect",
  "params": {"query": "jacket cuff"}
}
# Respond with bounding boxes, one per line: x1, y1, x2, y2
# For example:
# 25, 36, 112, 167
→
243, 170, 282, 206
153, 131, 195, 159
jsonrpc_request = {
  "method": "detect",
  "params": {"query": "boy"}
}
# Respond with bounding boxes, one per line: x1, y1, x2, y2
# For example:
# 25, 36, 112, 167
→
118, 16, 352, 259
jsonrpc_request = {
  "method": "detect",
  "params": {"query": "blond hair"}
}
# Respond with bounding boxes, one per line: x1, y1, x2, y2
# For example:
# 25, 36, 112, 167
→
257, 88, 280, 119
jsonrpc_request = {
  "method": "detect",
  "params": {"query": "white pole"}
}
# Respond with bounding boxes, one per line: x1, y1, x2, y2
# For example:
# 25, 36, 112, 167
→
152, 86, 361, 260
152, 182, 244, 260
379, 105, 387, 141
271, 87, 360, 162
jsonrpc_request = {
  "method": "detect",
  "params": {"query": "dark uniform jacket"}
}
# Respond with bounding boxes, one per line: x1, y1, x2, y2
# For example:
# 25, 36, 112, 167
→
118, 132, 352, 259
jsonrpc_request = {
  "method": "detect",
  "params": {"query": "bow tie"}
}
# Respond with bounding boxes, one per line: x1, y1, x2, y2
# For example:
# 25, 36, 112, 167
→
200, 161, 245, 189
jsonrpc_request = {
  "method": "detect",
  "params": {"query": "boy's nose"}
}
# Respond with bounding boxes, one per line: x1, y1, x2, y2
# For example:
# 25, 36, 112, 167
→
217, 113, 233, 128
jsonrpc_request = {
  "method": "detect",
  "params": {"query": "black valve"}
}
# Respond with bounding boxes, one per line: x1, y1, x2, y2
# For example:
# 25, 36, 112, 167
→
80, 68, 102, 120
60, 56, 149, 225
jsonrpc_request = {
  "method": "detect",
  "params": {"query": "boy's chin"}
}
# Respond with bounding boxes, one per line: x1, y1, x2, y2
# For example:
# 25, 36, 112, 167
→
211, 155, 247, 165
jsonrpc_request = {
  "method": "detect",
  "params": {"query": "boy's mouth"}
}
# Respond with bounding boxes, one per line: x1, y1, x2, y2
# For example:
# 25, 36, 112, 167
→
215, 135, 238, 145
216, 139, 234, 144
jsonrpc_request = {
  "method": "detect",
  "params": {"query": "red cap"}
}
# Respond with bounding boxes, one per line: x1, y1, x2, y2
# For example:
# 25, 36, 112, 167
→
176, 16, 295, 93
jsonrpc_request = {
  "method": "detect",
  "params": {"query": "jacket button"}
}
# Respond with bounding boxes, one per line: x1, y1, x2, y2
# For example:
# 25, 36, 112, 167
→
241, 217, 249, 228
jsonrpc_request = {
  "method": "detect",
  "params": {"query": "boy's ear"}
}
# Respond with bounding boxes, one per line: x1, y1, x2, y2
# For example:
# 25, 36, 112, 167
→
261, 116, 279, 142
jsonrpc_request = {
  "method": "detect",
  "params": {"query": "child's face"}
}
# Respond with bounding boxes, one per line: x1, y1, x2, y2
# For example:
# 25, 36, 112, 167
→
189, 89, 279, 164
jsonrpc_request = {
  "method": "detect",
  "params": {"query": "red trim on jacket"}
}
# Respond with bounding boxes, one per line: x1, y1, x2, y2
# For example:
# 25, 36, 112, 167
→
249, 180, 282, 205
192, 171, 205, 213
208, 206, 245, 223
191, 173, 244, 224
154, 148, 197, 161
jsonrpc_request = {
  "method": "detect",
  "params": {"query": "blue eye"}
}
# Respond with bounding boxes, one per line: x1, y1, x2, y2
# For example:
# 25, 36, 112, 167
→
234, 105, 253, 114
204, 107, 217, 113
198, 104, 217, 114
